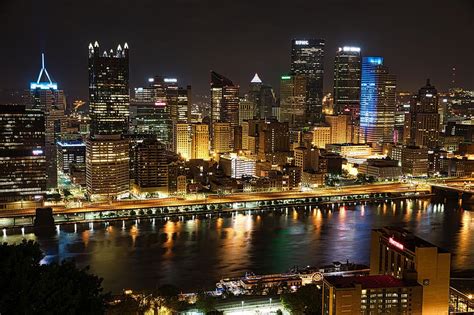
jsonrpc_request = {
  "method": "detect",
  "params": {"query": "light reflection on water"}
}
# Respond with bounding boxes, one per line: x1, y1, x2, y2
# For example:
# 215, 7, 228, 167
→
2, 199, 473, 293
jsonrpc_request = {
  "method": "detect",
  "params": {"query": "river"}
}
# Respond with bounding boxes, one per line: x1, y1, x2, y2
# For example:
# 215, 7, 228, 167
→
3, 198, 473, 293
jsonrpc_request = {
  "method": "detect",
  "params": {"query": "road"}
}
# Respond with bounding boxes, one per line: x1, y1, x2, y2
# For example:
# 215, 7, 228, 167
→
0, 182, 430, 218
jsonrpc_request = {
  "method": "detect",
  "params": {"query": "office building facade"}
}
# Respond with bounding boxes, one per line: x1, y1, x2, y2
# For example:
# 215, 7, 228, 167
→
290, 38, 325, 122
0, 105, 46, 210
360, 57, 397, 145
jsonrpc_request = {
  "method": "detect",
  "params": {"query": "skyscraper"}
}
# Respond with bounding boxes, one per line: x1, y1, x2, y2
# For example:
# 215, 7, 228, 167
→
213, 122, 231, 155
29, 54, 66, 189
290, 39, 325, 123
360, 56, 397, 145
88, 41, 129, 135
404, 79, 440, 148
248, 73, 275, 120
191, 123, 210, 160
175, 123, 192, 160
210, 71, 240, 138
0, 105, 46, 210
133, 138, 168, 193
279, 74, 306, 125
333, 46, 361, 143
86, 41, 130, 200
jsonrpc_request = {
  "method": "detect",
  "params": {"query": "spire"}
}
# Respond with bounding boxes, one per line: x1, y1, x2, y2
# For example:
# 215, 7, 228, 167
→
88, 43, 93, 50
117, 44, 122, 51
94, 41, 99, 47
251, 73, 262, 84
426, 78, 431, 86
124, 42, 129, 49
30, 53, 57, 90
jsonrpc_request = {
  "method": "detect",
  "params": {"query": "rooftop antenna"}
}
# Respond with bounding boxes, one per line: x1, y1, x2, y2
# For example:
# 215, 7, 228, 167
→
36, 53, 54, 85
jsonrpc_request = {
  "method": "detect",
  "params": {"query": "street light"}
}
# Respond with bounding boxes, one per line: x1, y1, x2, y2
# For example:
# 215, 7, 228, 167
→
241, 300, 244, 313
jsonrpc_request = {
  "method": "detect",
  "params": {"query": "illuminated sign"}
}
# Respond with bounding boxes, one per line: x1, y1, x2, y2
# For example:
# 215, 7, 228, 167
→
341, 46, 361, 52
148, 78, 154, 82
32, 149, 44, 156
155, 101, 166, 106
295, 40, 308, 45
388, 237, 404, 250
281, 75, 291, 80
366, 56, 384, 66
30, 82, 58, 90
164, 78, 177, 83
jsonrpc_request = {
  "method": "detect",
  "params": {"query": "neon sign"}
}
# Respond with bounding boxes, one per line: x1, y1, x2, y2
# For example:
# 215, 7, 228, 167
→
389, 237, 404, 250
32, 149, 43, 156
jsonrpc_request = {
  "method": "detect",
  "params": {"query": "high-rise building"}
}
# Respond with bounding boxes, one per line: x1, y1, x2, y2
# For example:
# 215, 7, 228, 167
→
210, 71, 240, 137
370, 227, 451, 314
279, 74, 307, 125
213, 122, 231, 155
219, 153, 256, 178
86, 135, 129, 200
0, 105, 46, 210
360, 57, 397, 145
88, 41, 129, 135
57, 140, 86, 173
333, 47, 361, 115
133, 138, 168, 193
248, 73, 276, 120
333, 46, 361, 143
131, 79, 170, 147
191, 123, 210, 160
86, 41, 130, 200
175, 123, 192, 160
29, 54, 66, 189
325, 115, 351, 144
312, 125, 331, 148
404, 79, 440, 148
258, 120, 290, 161
238, 96, 255, 125
290, 39, 325, 122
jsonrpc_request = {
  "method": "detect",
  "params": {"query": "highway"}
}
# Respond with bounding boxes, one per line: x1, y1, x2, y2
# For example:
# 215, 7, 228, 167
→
0, 182, 430, 218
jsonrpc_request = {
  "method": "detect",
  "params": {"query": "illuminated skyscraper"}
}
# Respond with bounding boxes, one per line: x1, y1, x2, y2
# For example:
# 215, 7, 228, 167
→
210, 71, 240, 135
290, 39, 325, 122
0, 105, 46, 210
29, 54, 66, 189
86, 41, 130, 200
279, 74, 306, 125
88, 41, 129, 135
404, 79, 440, 148
333, 46, 361, 143
213, 122, 231, 155
360, 56, 397, 145
175, 123, 192, 160
248, 73, 276, 120
191, 123, 210, 160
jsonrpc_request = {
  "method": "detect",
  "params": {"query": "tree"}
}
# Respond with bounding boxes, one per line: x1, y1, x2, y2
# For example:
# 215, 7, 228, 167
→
195, 293, 217, 313
0, 240, 108, 314
281, 284, 322, 315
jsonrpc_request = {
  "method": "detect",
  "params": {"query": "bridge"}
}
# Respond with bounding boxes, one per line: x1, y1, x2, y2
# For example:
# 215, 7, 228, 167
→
0, 182, 430, 231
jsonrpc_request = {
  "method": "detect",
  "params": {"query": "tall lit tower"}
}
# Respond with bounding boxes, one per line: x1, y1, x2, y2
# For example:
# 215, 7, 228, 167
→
210, 71, 239, 144
334, 46, 361, 143
30, 53, 66, 189
404, 79, 440, 148
290, 39, 325, 123
88, 41, 130, 135
359, 56, 396, 145
86, 41, 130, 201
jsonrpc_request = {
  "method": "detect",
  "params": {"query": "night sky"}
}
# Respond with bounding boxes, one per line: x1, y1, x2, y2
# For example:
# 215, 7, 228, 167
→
1, 0, 473, 102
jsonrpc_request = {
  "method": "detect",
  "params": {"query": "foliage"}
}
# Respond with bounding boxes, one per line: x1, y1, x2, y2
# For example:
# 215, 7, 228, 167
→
195, 292, 217, 313
281, 284, 322, 315
106, 296, 140, 315
0, 240, 108, 314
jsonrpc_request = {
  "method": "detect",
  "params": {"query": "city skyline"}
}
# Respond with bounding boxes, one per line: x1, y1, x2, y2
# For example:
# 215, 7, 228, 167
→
1, 0, 473, 101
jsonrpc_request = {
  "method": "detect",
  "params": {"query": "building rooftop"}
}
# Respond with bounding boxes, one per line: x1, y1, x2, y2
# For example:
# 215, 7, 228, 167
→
374, 227, 448, 253
325, 275, 419, 289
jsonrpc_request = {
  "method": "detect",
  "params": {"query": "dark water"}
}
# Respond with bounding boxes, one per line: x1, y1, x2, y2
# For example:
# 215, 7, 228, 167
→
4, 199, 474, 293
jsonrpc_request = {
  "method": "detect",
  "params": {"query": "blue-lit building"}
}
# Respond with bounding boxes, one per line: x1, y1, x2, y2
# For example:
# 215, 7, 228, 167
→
29, 53, 66, 189
359, 56, 396, 145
